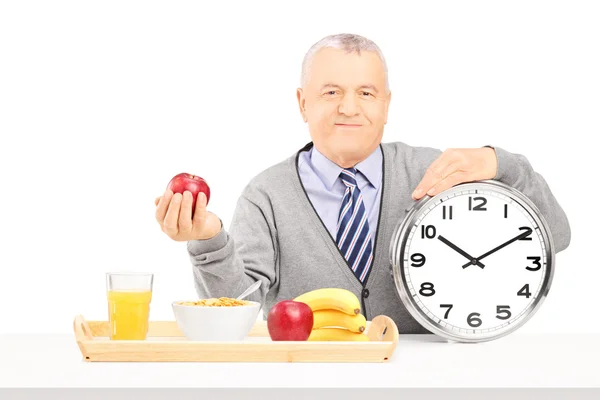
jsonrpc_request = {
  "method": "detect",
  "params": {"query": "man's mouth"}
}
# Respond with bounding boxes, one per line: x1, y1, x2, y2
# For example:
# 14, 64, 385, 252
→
335, 124, 362, 127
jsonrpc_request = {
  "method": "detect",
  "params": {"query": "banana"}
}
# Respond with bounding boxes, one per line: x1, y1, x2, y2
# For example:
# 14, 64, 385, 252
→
308, 327, 370, 342
293, 288, 361, 316
312, 309, 366, 333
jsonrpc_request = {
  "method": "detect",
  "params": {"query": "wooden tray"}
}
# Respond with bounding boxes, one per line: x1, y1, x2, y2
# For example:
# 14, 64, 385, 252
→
73, 314, 399, 363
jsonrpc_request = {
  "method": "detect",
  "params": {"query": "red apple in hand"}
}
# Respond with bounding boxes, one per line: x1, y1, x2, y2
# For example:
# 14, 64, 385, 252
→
267, 300, 314, 341
166, 173, 210, 217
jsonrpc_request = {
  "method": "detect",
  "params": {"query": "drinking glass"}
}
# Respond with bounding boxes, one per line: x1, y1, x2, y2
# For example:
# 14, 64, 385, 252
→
106, 272, 154, 340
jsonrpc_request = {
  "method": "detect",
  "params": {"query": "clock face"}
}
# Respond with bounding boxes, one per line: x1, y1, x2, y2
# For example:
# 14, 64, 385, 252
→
400, 184, 551, 340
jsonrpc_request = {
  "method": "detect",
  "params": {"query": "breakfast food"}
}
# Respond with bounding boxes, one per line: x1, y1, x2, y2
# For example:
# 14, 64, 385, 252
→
108, 290, 152, 340
176, 297, 251, 307
294, 288, 369, 341
293, 287, 361, 315
166, 172, 211, 217
267, 300, 314, 341
312, 309, 366, 332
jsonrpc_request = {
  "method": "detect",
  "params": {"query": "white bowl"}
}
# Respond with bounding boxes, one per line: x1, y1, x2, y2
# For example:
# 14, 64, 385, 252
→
171, 300, 262, 341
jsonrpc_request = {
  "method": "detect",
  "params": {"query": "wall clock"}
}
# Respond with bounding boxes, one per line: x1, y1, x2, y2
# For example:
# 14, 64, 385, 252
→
390, 179, 555, 343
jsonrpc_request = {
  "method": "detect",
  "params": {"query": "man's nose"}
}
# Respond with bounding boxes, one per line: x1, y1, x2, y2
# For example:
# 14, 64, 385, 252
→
338, 93, 360, 116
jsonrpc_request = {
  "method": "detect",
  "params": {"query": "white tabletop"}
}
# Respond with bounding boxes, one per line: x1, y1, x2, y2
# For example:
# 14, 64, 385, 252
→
1, 333, 598, 389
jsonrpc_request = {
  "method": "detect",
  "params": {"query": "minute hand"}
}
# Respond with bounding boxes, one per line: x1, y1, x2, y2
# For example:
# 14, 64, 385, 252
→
462, 228, 532, 269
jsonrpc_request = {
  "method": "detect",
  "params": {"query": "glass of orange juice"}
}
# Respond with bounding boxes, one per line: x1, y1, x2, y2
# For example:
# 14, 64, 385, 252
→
106, 272, 154, 340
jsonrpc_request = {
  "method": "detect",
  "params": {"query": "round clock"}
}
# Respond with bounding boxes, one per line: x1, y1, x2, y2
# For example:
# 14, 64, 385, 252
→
390, 179, 555, 343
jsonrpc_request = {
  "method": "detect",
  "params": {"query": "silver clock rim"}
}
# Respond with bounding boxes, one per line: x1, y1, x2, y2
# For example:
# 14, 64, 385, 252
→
389, 179, 556, 343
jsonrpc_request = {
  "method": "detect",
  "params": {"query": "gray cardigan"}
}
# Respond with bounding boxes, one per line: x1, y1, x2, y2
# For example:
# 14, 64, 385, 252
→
186, 141, 571, 334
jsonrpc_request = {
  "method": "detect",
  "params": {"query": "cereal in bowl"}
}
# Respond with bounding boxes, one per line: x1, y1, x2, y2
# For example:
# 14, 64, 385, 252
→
176, 297, 251, 307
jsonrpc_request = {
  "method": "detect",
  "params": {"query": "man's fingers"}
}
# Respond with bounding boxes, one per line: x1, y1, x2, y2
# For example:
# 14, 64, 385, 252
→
155, 190, 173, 225
413, 153, 449, 199
428, 171, 470, 197
163, 192, 183, 236
427, 162, 460, 195
439, 162, 460, 179
192, 192, 208, 228
178, 191, 194, 232
413, 150, 462, 199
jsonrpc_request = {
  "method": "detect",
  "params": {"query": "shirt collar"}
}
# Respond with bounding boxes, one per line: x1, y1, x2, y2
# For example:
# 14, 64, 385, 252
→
311, 145, 382, 191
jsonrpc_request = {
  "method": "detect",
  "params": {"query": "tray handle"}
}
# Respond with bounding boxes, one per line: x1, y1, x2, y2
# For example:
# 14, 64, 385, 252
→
367, 315, 399, 342
73, 314, 93, 342
367, 315, 399, 359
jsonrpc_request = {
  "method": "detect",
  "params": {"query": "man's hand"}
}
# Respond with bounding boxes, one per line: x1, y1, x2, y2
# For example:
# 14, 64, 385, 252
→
155, 189, 222, 242
412, 147, 498, 200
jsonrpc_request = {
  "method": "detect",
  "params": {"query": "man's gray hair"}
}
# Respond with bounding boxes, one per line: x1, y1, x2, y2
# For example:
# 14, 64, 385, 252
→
300, 33, 389, 92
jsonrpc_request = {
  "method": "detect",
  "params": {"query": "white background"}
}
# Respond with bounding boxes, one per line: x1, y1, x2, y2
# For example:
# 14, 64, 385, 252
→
0, 0, 597, 334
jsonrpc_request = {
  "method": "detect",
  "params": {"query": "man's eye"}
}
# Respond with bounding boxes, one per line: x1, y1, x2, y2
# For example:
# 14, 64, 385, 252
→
326, 91, 337, 95
361, 92, 372, 97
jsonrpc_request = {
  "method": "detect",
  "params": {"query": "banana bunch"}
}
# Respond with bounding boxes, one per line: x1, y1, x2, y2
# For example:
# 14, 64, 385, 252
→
293, 288, 370, 342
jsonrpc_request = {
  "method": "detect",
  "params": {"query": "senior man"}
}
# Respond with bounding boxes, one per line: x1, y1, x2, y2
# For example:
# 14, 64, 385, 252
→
155, 33, 571, 334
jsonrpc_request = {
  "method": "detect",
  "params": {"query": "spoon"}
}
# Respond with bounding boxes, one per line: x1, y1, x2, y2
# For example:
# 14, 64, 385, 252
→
236, 280, 262, 300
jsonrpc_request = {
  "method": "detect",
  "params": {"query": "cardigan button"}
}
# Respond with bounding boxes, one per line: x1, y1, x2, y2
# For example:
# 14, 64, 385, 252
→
362, 288, 370, 298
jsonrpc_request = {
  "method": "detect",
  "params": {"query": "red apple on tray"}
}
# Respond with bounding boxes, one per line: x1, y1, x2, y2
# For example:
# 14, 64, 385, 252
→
166, 173, 211, 217
267, 300, 314, 341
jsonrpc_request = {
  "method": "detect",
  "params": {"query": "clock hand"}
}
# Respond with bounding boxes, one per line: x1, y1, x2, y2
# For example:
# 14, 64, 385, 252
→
461, 228, 533, 269
437, 235, 485, 269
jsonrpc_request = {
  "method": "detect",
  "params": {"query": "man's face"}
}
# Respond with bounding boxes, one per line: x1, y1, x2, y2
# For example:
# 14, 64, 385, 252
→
297, 47, 391, 167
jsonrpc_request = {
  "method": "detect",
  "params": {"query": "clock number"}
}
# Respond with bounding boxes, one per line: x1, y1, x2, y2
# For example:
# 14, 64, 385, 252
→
468, 196, 487, 211
419, 282, 435, 297
496, 305, 512, 320
517, 284, 532, 298
518, 226, 533, 241
526, 256, 542, 271
440, 304, 453, 319
504, 204, 508, 218
410, 253, 426, 267
467, 312, 482, 327
421, 225, 436, 239
442, 205, 453, 220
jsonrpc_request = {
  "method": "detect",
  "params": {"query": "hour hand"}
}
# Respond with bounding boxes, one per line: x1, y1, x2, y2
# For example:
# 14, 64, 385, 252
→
437, 235, 485, 269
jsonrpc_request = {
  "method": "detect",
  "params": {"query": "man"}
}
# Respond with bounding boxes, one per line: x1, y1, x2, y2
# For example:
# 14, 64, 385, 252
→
155, 33, 571, 334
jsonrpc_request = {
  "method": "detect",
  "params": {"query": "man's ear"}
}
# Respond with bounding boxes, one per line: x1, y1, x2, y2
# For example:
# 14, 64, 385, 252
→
384, 90, 392, 125
296, 88, 307, 122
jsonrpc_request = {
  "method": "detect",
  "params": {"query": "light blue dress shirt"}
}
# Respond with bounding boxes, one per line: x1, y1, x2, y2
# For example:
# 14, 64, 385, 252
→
297, 144, 383, 243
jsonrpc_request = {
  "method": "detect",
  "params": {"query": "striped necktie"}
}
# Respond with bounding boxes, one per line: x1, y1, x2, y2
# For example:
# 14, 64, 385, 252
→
336, 168, 373, 283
